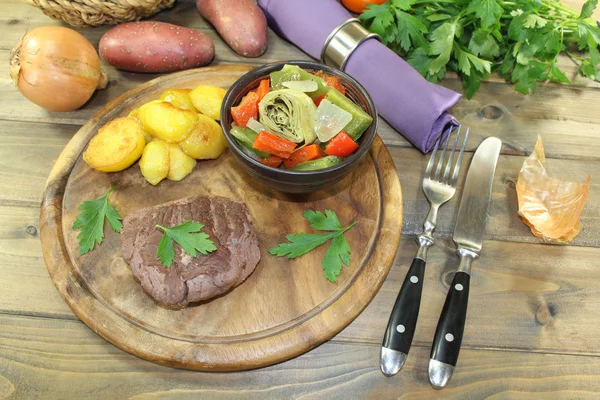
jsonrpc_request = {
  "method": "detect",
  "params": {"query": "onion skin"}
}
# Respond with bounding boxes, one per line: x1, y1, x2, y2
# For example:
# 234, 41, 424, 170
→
9, 26, 107, 112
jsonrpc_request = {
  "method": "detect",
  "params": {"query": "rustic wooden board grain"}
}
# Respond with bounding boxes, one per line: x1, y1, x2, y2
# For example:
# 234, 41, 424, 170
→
38, 65, 402, 370
1, 118, 597, 244
2, 313, 600, 399
1, 117, 596, 249
3, 0, 600, 396
6, 203, 600, 357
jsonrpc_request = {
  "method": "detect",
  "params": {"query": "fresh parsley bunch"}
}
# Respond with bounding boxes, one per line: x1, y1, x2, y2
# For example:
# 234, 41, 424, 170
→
360, 0, 600, 98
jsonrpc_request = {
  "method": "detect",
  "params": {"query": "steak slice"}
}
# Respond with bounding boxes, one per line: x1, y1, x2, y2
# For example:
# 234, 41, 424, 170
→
121, 195, 260, 307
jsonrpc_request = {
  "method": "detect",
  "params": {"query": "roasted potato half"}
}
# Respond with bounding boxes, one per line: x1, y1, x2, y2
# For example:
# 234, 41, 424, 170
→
167, 143, 197, 181
139, 101, 199, 143
128, 100, 159, 143
160, 89, 198, 112
189, 85, 226, 120
179, 114, 228, 159
139, 140, 170, 185
128, 100, 161, 124
83, 117, 146, 172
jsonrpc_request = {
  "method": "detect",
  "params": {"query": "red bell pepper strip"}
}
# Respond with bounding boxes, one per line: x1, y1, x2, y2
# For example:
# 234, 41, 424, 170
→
315, 71, 346, 95
283, 144, 325, 169
253, 130, 298, 159
231, 91, 259, 128
324, 130, 359, 157
259, 155, 283, 168
255, 79, 270, 102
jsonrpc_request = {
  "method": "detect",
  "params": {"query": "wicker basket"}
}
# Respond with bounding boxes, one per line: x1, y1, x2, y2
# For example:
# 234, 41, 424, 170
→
23, 0, 176, 28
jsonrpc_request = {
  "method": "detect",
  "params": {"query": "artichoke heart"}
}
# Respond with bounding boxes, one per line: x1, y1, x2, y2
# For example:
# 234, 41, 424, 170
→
258, 89, 317, 144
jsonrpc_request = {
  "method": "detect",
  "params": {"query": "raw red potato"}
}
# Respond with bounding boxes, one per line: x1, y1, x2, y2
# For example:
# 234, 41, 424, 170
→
196, 0, 268, 57
99, 21, 215, 73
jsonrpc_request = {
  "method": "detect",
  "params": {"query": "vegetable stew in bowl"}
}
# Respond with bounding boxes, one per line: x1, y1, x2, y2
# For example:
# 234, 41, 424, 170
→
220, 60, 378, 193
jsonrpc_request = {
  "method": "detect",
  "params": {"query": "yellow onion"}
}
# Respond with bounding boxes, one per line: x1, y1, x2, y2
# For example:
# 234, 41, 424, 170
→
9, 26, 107, 112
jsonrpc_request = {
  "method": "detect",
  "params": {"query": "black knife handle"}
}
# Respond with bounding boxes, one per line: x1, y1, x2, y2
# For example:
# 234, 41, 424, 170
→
430, 271, 470, 366
382, 257, 426, 354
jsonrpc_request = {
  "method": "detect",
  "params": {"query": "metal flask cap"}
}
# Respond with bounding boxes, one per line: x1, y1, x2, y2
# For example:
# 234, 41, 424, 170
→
320, 18, 380, 70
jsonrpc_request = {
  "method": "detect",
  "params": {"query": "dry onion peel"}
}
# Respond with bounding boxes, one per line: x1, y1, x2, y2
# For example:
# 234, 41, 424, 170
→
516, 135, 590, 243
10, 26, 107, 112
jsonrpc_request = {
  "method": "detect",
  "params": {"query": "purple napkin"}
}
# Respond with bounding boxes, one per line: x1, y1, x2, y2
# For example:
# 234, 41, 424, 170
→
257, 0, 462, 153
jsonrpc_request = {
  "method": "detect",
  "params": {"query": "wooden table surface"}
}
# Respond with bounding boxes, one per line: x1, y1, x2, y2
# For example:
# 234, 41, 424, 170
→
2, 0, 600, 398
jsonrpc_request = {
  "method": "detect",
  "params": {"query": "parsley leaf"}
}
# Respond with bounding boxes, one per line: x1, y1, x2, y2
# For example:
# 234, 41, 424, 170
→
429, 21, 458, 74
304, 209, 343, 231
394, 9, 428, 51
579, 0, 598, 19
358, 0, 600, 98
468, 30, 500, 59
156, 221, 217, 268
391, 0, 417, 11
468, 0, 503, 28
72, 186, 122, 255
322, 234, 351, 282
268, 210, 357, 283
408, 47, 433, 75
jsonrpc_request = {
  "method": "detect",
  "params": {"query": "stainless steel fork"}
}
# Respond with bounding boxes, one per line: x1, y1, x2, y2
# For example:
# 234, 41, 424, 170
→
380, 126, 469, 377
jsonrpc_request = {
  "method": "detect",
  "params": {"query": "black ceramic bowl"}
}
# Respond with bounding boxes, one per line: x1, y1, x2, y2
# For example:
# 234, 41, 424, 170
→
220, 60, 378, 193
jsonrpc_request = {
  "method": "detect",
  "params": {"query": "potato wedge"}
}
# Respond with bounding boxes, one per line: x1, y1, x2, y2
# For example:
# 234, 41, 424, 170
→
83, 117, 146, 172
179, 114, 228, 159
167, 144, 197, 181
139, 101, 199, 143
189, 85, 226, 120
160, 89, 198, 112
139, 140, 170, 186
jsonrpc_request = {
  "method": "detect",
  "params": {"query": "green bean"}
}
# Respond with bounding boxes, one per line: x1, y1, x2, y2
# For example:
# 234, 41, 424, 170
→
291, 156, 343, 171
230, 125, 270, 158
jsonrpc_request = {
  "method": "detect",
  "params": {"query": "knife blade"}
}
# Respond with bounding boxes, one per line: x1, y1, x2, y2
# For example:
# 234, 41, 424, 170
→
428, 136, 502, 389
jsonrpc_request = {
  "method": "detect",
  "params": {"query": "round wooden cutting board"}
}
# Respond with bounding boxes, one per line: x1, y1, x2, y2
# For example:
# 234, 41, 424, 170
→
39, 65, 403, 371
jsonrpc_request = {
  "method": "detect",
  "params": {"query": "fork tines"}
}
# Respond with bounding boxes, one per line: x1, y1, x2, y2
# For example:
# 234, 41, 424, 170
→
426, 126, 469, 186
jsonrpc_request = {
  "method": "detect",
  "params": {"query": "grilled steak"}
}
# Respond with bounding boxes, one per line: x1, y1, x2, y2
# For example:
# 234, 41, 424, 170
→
121, 195, 260, 307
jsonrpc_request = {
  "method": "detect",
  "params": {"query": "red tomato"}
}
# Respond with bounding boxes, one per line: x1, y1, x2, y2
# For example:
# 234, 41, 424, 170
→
341, 0, 386, 13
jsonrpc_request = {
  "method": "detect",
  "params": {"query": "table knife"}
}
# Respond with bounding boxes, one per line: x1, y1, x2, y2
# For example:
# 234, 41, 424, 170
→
428, 136, 502, 389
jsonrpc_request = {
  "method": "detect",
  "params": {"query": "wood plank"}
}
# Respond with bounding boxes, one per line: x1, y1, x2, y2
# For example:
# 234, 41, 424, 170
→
0, 120, 76, 206
394, 148, 600, 247
2, 2, 600, 160
337, 237, 600, 357
0, 206, 73, 317
0, 1, 299, 61
3, 49, 600, 160
5, 201, 600, 356
4, 0, 599, 92
0, 117, 404, 206
1, 313, 600, 399
1, 121, 597, 244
